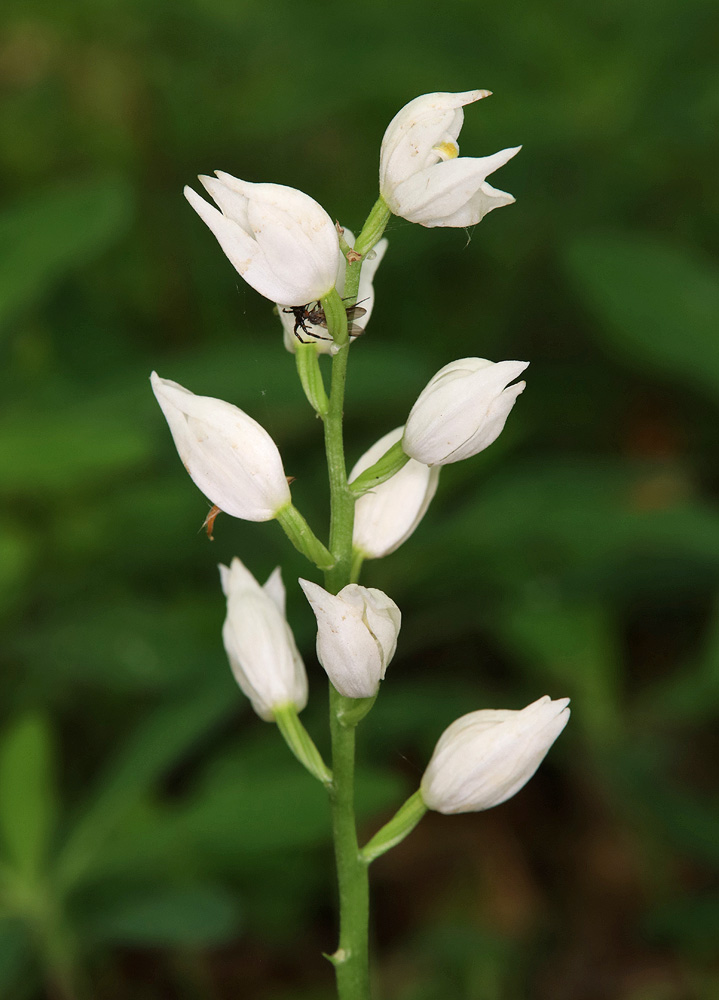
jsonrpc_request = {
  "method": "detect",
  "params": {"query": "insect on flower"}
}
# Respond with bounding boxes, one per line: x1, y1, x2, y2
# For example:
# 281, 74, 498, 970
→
283, 300, 367, 343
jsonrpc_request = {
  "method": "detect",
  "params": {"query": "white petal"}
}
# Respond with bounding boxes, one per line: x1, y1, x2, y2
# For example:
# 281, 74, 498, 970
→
351, 427, 439, 558
388, 147, 521, 226
380, 90, 490, 192
185, 186, 298, 302
198, 175, 251, 232
151, 373, 290, 520
262, 566, 286, 616
248, 198, 338, 303
220, 558, 307, 721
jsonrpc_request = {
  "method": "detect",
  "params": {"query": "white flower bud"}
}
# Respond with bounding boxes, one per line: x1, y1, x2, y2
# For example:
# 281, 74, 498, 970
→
220, 558, 307, 721
184, 173, 340, 305
299, 580, 401, 699
151, 372, 290, 521
402, 358, 528, 466
421, 696, 570, 814
379, 90, 521, 228
350, 427, 440, 558
280, 230, 388, 354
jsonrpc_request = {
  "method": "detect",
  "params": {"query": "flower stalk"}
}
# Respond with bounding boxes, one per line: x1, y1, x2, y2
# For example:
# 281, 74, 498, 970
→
156, 89, 572, 1000
320, 262, 373, 998
360, 790, 427, 864
295, 343, 329, 416
274, 704, 332, 787
275, 504, 335, 571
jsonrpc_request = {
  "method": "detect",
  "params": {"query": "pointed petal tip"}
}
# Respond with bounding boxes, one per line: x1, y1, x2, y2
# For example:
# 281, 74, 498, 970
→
462, 88, 492, 105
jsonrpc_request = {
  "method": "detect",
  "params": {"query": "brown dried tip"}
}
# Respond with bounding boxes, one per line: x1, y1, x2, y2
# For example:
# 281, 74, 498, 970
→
286, 475, 297, 486
202, 505, 222, 541
335, 221, 345, 236
346, 250, 362, 263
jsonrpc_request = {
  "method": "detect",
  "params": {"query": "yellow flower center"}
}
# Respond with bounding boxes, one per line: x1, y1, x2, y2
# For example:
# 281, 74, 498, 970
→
433, 140, 459, 161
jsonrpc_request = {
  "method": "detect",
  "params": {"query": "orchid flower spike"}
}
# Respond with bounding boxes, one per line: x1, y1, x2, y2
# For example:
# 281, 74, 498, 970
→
379, 90, 521, 228
185, 173, 341, 305
220, 559, 307, 721
402, 358, 528, 466
421, 696, 571, 813
151, 373, 290, 521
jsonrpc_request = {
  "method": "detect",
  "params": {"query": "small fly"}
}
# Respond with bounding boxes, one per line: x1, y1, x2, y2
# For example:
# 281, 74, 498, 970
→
283, 299, 368, 344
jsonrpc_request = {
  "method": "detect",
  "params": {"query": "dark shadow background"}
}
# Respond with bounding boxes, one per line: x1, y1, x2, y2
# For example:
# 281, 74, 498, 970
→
1, 0, 717, 997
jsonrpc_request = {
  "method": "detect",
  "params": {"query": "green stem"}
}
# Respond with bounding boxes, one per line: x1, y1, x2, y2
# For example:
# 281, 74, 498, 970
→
321, 289, 354, 592
295, 343, 329, 416
360, 790, 427, 864
349, 441, 409, 496
276, 503, 335, 571
274, 704, 332, 787
343, 197, 391, 307
318, 199, 392, 999
350, 549, 365, 584
327, 686, 370, 998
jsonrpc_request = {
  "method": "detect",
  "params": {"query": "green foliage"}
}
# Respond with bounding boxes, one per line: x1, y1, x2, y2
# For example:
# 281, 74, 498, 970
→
0, 0, 716, 994
85, 884, 241, 947
0, 179, 133, 334
565, 234, 719, 398
0, 715, 57, 879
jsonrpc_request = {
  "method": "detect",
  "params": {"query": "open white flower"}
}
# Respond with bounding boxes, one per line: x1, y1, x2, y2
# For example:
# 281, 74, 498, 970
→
379, 90, 520, 228
350, 427, 440, 558
299, 580, 401, 699
421, 696, 570, 814
151, 372, 290, 521
280, 231, 388, 354
220, 559, 307, 721
185, 173, 340, 305
402, 358, 528, 466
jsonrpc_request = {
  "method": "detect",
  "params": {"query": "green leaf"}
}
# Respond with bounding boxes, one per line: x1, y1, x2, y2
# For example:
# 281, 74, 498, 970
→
56, 681, 236, 889
0, 407, 151, 497
644, 894, 719, 955
494, 595, 622, 741
0, 520, 33, 621
0, 919, 32, 998
610, 745, 719, 868
565, 233, 719, 399
85, 884, 241, 947
0, 178, 133, 332
0, 715, 57, 878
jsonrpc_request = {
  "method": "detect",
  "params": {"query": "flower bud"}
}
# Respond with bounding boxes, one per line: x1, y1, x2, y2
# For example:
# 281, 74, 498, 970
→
151, 372, 290, 521
184, 173, 340, 305
299, 580, 401, 699
421, 696, 570, 814
220, 558, 307, 721
280, 231, 388, 354
379, 90, 520, 228
350, 427, 440, 558
402, 358, 528, 466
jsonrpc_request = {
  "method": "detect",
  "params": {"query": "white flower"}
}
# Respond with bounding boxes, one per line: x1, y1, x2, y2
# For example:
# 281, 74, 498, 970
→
402, 358, 528, 466
379, 90, 521, 228
220, 558, 307, 721
421, 696, 570, 814
280, 231, 388, 355
299, 580, 401, 699
184, 173, 340, 305
151, 372, 290, 521
350, 427, 440, 558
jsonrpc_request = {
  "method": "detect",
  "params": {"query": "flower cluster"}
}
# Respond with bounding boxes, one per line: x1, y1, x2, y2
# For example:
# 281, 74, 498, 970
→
152, 90, 568, 831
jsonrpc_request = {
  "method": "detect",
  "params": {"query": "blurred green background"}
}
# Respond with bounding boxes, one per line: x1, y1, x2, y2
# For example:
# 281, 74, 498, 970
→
1, 0, 718, 996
